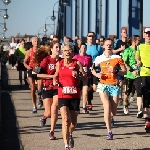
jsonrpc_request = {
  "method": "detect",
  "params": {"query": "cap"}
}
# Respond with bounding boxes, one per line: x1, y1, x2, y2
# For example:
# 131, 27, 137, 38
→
144, 28, 150, 33
50, 35, 54, 39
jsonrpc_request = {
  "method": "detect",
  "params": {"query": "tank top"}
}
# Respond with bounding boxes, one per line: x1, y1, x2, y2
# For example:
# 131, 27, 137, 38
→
29, 48, 35, 68
40, 56, 59, 90
58, 59, 80, 99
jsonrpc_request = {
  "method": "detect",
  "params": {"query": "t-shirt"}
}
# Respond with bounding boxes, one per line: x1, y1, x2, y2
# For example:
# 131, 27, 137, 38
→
94, 54, 124, 84
114, 40, 129, 56
122, 46, 140, 79
86, 43, 103, 62
136, 44, 150, 76
73, 54, 92, 78
14, 47, 26, 63
10, 42, 17, 49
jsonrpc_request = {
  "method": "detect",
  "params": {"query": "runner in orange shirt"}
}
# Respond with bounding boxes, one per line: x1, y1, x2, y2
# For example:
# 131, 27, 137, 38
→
92, 38, 126, 140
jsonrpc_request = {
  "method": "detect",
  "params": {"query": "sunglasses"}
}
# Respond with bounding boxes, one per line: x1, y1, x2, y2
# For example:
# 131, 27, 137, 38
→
87, 35, 94, 37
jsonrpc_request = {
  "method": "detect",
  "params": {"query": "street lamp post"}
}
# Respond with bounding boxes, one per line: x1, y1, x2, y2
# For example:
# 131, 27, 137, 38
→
0, 9, 9, 19
44, 16, 55, 35
2, 0, 11, 5
0, 21, 7, 32
51, 0, 69, 35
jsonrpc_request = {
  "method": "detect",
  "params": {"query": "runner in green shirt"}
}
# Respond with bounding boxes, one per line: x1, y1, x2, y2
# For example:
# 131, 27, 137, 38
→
122, 35, 143, 118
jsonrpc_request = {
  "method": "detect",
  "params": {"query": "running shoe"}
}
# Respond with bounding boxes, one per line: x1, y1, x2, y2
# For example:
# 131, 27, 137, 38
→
65, 147, 70, 150
81, 107, 89, 114
129, 96, 136, 102
40, 116, 47, 127
123, 102, 129, 114
37, 99, 43, 108
49, 131, 56, 140
137, 111, 143, 118
111, 117, 114, 126
31, 107, 37, 114
87, 104, 93, 111
118, 98, 123, 106
106, 132, 113, 140
69, 137, 74, 148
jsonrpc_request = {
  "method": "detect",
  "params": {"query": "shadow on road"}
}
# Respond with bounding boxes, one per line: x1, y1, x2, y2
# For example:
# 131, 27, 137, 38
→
0, 65, 23, 150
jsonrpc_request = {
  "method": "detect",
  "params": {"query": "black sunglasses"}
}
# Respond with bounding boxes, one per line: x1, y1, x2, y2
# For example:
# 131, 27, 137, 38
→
87, 35, 94, 37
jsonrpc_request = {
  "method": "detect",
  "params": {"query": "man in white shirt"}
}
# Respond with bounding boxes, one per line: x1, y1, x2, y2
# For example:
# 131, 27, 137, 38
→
9, 37, 17, 69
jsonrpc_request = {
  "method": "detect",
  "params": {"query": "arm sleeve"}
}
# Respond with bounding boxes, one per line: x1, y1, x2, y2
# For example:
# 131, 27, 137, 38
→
122, 49, 129, 62
72, 55, 77, 60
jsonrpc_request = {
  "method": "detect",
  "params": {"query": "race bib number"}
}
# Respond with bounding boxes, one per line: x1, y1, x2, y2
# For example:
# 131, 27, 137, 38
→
63, 86, 77, 94
83, 67, 87, 73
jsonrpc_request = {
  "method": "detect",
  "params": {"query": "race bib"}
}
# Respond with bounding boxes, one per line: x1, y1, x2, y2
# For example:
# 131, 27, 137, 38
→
63, 86, 77, 94
83, 67, 87, 73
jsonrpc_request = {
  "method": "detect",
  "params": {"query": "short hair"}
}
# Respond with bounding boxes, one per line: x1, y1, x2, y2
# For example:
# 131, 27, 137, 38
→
20, 38, 25, 43
80, 42, 87, 48
104, 38, 113, 44
87, 32, 95, 36
53, 35, 59, 39
121, 28, 127, 33
32, 36, 38, 43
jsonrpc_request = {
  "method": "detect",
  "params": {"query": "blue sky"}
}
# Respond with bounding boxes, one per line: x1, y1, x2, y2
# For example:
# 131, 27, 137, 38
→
0, 0, 150, 38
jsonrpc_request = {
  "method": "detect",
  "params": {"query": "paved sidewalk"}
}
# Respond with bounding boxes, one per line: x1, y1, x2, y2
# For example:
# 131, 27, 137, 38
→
1, 65, 150, 150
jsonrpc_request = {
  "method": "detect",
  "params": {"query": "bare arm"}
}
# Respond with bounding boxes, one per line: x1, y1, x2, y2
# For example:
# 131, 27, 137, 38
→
112, 45, 125, 54
118, 64, 126, 75
23, 50, 32, 70
77, 61, 87, 81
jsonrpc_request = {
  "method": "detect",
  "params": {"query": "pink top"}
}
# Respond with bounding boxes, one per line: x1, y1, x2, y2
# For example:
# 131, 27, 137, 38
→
73, 54, 92, 78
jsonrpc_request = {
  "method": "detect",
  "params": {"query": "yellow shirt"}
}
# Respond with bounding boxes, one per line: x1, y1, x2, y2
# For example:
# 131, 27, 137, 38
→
136, 44, 150, 76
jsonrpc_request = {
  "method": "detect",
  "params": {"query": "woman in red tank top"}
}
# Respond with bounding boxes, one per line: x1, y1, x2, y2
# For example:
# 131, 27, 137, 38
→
33, 41, 60, 140
54, 44, 87, 150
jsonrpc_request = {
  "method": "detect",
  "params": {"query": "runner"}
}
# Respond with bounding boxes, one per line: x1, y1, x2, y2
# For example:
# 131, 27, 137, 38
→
86, 31, 103, 111
73, 43, 92, 113
113, 28, 129, 105
14, 39, 28, 87
24, 37, 43, 113
53, 44, 86, 150
32, 41, 60, 139
135, 28, 150, 132
9, 37, 17, 69
122, 35, 142, 116
92, 38, 126, 139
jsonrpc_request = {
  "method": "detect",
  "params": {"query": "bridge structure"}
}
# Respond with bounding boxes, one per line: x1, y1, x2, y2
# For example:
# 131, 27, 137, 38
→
57, 0, 143, 40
